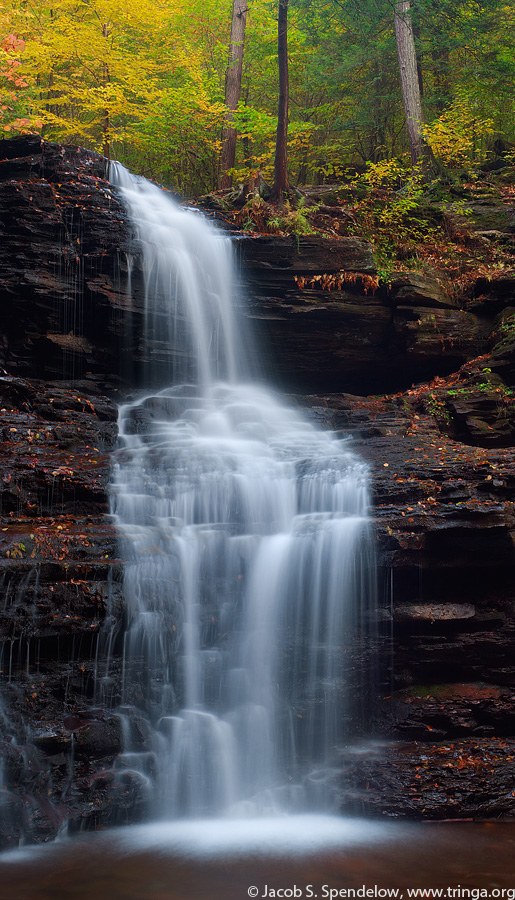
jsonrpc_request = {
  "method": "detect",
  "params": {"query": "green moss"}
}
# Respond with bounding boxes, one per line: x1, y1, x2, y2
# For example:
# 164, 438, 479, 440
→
426, 392, 451, 425
493, 314, 515, 353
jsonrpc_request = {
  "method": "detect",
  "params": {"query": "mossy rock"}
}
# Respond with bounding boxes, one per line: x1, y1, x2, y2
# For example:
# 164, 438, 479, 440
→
492, 308, 515, 355
413, 200, 445, 227
495, 166, 515, 185
464, 201, 514, 233
316, 189, 341, 205
195, 192, 230, 212
443, 383, 515, 447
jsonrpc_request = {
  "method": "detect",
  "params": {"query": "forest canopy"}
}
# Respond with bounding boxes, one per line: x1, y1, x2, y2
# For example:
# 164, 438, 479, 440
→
0, 0, 514, 195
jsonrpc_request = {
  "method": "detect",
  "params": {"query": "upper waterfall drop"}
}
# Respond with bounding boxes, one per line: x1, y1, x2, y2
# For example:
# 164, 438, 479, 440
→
110, 162, 241, 387
108, 164, 376, 818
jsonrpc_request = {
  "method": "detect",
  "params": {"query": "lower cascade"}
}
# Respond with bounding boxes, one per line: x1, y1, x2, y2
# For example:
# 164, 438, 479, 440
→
105, 165, 376, 819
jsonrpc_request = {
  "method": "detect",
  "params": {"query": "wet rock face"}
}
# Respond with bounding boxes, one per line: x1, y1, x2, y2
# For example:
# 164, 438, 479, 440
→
303, 389, 515, 816
338, 736, 515, 819
0, 135, 134, 388
238, 248, 491, 394
0, 374, 123, 848
0, 134, 510, 406
304, 391, 515, 681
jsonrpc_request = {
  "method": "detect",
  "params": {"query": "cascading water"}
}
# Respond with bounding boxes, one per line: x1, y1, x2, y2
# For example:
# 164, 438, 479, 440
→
107, 165, 376, 818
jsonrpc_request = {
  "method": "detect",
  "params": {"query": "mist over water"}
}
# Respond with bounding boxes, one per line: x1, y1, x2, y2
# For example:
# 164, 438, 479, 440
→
106, 165, 376, 818
5, 818, 515, 900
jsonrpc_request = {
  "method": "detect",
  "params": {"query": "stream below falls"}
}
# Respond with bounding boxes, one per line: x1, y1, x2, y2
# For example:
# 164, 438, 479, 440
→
1, 819, 515, 899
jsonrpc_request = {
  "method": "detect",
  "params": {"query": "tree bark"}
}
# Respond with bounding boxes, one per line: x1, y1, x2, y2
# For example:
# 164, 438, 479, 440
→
270, 0, 290, 203
218, 0, 248, 189
270, 0, 290, 202
432, 47, 451, 113
394, 0, 424, 166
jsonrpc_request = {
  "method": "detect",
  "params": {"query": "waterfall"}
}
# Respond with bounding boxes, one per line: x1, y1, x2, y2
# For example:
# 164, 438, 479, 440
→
108, 165, 376, 818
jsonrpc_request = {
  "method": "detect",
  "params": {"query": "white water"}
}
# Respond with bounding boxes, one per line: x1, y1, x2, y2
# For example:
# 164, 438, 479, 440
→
108, 166, 376, 818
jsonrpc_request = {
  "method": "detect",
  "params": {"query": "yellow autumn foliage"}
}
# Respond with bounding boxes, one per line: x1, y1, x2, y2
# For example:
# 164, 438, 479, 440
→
423, 93, 495, 168
1, 0, 228, 190
5, 0, 189, 150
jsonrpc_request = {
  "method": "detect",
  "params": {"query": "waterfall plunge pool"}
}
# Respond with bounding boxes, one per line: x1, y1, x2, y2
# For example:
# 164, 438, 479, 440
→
1, 817, 515, 899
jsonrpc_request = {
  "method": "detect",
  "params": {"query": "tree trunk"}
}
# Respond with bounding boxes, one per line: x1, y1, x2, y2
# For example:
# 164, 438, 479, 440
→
394, 0, 424, 166
432, 47, 451, 113
102, 23, 110, 160
413, 24, 424, 98
218, 0, 248, 189
270, 0, 290, 202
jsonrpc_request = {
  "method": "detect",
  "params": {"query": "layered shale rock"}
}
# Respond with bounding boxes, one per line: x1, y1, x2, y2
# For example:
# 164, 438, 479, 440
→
0, 134, 131, 387
303, 387, 515, 816
238, 246, 492, 394
0, 374, 122, 846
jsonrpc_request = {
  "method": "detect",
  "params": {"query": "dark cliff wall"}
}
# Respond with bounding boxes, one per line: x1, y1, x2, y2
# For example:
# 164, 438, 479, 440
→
0, 135, 515, 840
0, 135, 130, 386
239, 240, 490, 395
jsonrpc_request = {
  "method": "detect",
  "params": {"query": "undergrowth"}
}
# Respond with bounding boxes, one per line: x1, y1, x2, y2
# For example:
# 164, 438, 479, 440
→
212, 152, 515, 296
